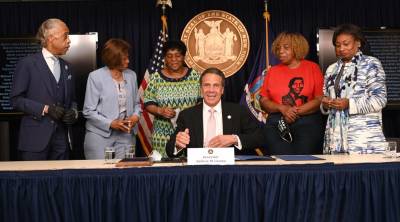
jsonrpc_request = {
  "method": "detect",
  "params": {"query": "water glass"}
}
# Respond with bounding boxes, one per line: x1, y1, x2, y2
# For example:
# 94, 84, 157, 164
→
104, 147, 116, 164
386, 141, 398, 158
125, 145, 135, 159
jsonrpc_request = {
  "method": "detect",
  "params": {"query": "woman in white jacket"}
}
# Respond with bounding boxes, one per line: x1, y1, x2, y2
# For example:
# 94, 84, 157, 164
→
321, 24, 387, 154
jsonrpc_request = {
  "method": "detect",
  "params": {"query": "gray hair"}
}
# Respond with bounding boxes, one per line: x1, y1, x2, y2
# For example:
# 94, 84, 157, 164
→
36, 18, 65, 47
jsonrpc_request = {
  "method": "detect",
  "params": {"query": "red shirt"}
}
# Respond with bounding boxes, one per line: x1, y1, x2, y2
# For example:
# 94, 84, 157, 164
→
260, 60, 323, 106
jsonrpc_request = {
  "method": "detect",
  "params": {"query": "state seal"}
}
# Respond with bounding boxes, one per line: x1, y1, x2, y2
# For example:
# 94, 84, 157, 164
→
181, 10, 250, 77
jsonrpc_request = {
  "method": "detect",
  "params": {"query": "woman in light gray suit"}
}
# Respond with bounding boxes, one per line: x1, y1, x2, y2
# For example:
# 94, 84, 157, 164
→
83, 39, 141, 159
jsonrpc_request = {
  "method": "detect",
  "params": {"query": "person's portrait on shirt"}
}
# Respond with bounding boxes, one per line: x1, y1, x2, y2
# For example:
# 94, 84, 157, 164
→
281, 77, 308, 106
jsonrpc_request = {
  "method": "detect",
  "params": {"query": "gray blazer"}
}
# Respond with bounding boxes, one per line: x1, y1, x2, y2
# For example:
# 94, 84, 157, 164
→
83, 66, 141, 137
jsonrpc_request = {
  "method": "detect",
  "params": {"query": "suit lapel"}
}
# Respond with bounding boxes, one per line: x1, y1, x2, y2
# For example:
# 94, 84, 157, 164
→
193, 103, 204, 147
123, 71, 132, 114
222, 102, 233, 135
35, 52, 55, 97
105, 68, 119, 108
60, 59, 70, 106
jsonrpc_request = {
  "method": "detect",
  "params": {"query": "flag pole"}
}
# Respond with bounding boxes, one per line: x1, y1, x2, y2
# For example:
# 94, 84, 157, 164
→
252, 0, 271, 156
161, 15, 167, 39
263, 0, 270, 70
137, 0, 172, 156
157, 0, 172, 40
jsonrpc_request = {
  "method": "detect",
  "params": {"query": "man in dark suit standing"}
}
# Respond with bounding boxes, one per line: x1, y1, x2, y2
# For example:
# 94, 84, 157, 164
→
11, 18, 78, 160
166, 67, 264, 157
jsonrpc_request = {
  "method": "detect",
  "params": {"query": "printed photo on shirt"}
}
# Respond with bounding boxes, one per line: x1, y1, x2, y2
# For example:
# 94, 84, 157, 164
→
281, 77, 308, 106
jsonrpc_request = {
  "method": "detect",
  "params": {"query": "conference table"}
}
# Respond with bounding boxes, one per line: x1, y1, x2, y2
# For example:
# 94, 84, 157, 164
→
1, 154, 399, 222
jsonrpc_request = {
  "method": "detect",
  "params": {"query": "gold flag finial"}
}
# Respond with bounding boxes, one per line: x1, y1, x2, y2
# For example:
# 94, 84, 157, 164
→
156, 0, 172, 8
264, 0, 270, 69
156, 0, 172, 39
157, 0, 172, 14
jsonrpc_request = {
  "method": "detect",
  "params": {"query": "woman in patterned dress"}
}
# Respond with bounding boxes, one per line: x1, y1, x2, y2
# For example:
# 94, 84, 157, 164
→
144, 40, 201, 157
321, 24, 387, 154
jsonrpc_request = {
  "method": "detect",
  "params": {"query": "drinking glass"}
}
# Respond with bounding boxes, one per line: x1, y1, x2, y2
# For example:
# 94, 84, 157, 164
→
386, 141, 397, 158
125, 145, 135, 159
104, 147, 116, 164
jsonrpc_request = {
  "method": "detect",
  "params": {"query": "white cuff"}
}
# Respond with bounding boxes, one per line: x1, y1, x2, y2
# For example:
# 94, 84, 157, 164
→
173, 144, 184, 155
233, 135, 242, 150
42, 105, 48, 116
73, 108, 79, 119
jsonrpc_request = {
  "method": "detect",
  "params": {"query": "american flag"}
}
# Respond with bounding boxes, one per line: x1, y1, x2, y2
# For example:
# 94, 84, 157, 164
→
137, 30, 168, 156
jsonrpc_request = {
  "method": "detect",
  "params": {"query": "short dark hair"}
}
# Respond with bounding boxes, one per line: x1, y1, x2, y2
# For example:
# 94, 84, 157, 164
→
162, 40, 187, 57
200, 67, 225, 87
332, 24, 366, 48
101, 38, 131, 69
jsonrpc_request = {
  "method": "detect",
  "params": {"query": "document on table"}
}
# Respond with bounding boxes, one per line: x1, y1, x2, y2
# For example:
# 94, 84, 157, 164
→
235, 155, 275, 161
276, 155, 325, 161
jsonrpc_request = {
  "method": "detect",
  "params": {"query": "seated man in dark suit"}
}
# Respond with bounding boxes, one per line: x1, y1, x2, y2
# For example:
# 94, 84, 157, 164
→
166, 67, 264, 157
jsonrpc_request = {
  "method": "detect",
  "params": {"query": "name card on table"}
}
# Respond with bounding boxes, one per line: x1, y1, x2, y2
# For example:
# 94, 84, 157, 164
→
187, 147, 235, 165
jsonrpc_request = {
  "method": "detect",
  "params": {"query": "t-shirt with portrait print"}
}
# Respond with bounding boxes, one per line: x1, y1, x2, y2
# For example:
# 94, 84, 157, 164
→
260, 60, 323, 107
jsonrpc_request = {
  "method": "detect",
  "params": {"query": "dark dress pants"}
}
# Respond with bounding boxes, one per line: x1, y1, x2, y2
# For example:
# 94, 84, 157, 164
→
20, 125, 69, 160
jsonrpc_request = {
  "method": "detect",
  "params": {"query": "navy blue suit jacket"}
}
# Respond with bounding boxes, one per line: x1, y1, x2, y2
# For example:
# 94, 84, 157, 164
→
11, 51, 76, 152
166, 102, 264, 157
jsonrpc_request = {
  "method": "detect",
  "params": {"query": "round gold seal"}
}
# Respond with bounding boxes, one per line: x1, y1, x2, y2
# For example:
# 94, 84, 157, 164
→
181, 10, 250, 77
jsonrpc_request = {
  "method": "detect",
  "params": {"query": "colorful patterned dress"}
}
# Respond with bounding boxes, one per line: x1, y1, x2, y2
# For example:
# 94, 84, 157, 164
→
144, 68, 201, 157
322, 51, 387, 154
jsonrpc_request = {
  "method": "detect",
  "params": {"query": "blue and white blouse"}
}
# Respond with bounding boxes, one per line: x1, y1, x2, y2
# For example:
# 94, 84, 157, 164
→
322, 51, 387, 154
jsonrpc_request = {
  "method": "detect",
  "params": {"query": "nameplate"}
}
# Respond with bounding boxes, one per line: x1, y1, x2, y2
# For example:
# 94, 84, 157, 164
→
187, 148, 235, 165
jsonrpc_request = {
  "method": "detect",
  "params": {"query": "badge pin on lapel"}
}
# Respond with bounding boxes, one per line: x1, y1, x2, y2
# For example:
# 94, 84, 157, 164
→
227, 115, 232, 119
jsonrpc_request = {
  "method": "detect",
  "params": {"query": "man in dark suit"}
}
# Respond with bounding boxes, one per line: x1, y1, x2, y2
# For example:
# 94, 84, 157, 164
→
166, 67, 264, 157
11, 18, 78, 160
